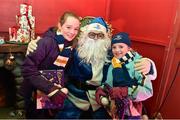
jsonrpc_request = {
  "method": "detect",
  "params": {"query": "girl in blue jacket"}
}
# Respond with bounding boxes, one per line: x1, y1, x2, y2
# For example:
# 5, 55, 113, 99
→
96, 32, 156, 119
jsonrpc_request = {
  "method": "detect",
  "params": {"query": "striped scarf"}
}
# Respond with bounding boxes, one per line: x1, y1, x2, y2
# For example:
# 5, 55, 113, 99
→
53, 34, 73, 68
112, 51, 135, 68
111, 51, 138, 87
119, 51, 135, 64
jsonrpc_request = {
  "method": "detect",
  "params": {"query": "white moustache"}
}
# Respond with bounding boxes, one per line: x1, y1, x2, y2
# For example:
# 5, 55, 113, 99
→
77, 34, 111, 64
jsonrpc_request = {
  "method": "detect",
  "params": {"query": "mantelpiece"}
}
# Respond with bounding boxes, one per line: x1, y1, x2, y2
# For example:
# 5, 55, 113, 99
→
0, 44, 27, 53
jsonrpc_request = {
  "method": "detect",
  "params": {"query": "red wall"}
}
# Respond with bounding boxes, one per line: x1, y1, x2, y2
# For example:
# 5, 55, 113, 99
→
0, 0, 179, 118
0, 0, 109, 33
131, 41, 167, 117
110, 0, 177, 46
160, 49, 180, 118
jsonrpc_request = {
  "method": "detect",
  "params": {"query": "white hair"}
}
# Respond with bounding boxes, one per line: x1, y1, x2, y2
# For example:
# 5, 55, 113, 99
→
77, 30, 111, 67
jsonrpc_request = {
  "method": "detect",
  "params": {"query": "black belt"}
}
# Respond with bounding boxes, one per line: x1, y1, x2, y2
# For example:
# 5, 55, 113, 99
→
70, 80, 98, 90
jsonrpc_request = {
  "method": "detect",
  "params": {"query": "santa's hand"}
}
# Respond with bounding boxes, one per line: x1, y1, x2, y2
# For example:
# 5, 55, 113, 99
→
134, 58, 151, 75
26, 36, 41, 55
109, 87, 128, 99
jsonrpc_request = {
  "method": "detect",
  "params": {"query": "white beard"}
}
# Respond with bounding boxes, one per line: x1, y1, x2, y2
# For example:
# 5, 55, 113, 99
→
77, 31, 111, 67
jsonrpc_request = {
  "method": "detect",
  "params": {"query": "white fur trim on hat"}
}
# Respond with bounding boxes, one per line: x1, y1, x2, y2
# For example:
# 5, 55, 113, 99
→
83, 23, 107, 35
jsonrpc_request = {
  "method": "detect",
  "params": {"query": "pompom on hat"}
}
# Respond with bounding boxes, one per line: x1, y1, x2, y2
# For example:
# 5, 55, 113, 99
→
111, 32, 131, 47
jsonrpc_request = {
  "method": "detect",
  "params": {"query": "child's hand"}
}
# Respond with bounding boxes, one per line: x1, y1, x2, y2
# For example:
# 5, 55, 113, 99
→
135, 58, 151, 75
101, 96, 109, 106
95, 87, 107, 105
48, 86, 68, 106
50, 90, 67, 106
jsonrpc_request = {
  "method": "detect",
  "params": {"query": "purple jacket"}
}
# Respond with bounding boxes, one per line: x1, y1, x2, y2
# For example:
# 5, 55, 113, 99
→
19, 28, 64, 98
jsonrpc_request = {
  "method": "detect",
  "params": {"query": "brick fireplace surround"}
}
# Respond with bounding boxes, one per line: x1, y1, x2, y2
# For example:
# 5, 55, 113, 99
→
0, 43, 27, 117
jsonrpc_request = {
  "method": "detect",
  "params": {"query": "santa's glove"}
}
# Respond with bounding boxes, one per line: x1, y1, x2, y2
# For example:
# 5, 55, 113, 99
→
109, 87, 128, 100
95, 87, 107, 105
48, 86, 68, 106
26, 36, 41, 55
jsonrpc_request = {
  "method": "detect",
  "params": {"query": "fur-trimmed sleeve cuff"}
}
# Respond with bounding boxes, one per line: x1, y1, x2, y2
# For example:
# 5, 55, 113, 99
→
146, 58, 157, 80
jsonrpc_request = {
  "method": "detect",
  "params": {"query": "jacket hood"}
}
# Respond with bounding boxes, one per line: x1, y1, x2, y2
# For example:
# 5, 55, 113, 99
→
42, 27, 57, 39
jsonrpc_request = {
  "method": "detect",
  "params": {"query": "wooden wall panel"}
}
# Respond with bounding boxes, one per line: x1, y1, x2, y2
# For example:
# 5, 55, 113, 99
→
131, 40, 167, 117
160, 49, 180, 118
109, 0, 178, 46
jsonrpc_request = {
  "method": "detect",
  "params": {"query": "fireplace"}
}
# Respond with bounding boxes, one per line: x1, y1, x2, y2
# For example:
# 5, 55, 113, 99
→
0, 67, 16, 107
0, 44, 27, 109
